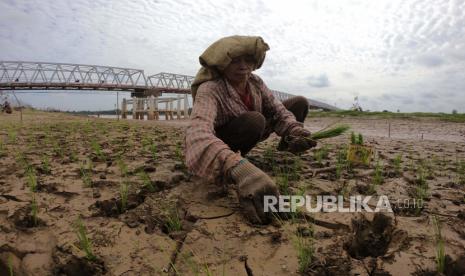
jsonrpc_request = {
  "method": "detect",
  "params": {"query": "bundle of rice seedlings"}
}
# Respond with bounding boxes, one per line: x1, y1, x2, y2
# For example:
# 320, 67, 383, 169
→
309, 125, 351, 140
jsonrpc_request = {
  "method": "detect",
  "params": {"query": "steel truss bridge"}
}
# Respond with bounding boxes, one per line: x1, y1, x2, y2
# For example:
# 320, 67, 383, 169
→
0, 61, 338, 110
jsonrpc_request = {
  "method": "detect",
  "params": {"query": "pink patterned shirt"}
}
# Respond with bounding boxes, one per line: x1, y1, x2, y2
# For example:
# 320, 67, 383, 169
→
184, 74, 302, 180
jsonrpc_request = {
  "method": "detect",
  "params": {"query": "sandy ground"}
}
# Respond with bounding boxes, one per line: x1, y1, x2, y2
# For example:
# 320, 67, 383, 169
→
0, 110, 464, 276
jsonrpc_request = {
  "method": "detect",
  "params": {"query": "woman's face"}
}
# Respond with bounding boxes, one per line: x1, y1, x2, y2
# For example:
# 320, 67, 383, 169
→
223, 55, 255, 84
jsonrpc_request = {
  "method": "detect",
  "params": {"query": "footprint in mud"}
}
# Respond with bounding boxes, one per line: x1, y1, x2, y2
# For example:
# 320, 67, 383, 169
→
344, 213, 397, 259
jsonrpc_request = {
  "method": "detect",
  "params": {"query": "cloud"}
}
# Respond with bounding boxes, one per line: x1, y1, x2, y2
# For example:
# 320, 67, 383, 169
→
1, 0, 465, 112
416, 55, 444, 67
341, 72, 355, 78
307, 73, 330, 88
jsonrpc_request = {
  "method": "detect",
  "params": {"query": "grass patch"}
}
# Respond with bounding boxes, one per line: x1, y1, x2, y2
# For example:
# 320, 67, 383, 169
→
309, 110, 465, 122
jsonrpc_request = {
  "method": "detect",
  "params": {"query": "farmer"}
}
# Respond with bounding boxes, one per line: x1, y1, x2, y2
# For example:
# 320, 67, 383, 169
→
185, 35, 317, 224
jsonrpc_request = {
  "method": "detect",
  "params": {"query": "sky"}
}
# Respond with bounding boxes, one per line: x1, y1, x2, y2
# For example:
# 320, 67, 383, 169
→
1, 0, 464, 112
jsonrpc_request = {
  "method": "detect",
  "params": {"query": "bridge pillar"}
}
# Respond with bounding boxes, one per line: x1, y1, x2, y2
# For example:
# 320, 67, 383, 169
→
122, 98, 127, 119
184, 94, 189, 119
164, 101, 169, 120
147, 96, 153, 120
132, 97, 144, 120
177, 95, 181, 119
154, 97, 159, 120
169, 100, 174, 120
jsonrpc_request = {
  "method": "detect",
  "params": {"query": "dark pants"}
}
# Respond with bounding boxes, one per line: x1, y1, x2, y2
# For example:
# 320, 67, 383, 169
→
216, 96, 309, 155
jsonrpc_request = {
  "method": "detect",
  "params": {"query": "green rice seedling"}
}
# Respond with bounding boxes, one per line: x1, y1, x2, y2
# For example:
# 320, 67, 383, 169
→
8, 128, 17, 144
83, 121, 93, 134
264, 146, 276, 165
350, 132, 364, 145
41, 155, 51, 174
413, 167, 428, 214
295, 233, 314, 273
409, 158, 415, 173
314, 145, 330, 166
86, 158, 93, 172
416, 166, 428, 188
456, 159, 465, 185
8, 253, 14, 276
432, 216, 445, 274
119, 180, 130, 212
30, 193, 38, 226
314, 150, 323, 166
175, 142, 183, 162
358, 133, 363, 145
26, 167, 38, 192
350, 132, 357, 144
276, 166, 291, 195
149, 143, 157, 161
79, 160, 93, 187
74, 217, 97, 261
142, 137, 151, 151
16, 151, 28, 170
419, 159, 434, 180
138, 171, 155, 192
69, 149, 79, 163
368, 160, 383, 194
0, 139, 5, 157
393, 154, 402, 176
117, 158, 128, 177
373, 160, 384, 186
310, 125, 350, 140
90, 139, 106, 161
164, 206, 183, 233
180, 252, 202, 275
335, 147, 347, 179
291, 156, 302, 181
52, 140, 64, 158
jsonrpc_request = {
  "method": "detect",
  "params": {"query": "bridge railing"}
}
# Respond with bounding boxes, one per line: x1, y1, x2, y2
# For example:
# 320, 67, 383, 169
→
0, 61, 147, 87
147, 72, 194, 89
0, 61, 339, 110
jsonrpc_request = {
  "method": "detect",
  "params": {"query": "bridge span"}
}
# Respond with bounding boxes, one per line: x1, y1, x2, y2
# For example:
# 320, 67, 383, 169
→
0, 61, 338, 111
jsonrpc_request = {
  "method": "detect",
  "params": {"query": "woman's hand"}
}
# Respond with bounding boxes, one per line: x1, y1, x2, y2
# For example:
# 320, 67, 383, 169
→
286, 127, 317, 154
230, 159, 280, 224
